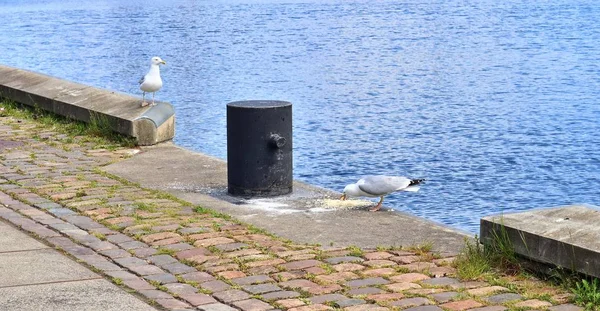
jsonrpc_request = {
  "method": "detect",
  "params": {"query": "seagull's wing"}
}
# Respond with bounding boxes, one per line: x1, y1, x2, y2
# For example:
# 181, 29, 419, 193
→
138, 76, 145, 85
358, 175, 411, 196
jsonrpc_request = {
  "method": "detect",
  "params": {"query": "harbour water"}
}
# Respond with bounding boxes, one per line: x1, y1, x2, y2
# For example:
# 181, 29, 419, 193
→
1, 0, 599, 233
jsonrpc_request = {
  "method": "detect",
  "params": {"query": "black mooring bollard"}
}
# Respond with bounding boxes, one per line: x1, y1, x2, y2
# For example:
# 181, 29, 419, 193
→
227, 100, 293, 196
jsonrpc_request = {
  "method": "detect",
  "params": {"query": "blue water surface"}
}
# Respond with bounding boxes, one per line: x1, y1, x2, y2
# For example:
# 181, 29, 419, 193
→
1, 0, 599, 233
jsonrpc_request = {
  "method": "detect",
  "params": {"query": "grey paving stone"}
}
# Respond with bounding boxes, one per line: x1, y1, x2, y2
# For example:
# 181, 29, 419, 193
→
335, 298, 366, 308
118, 240, 148, 250
231, 275, 274, 285
213, 289, 251, 302
114, 256, 147, 267
161, 262, 196, 274
242, 283, 282, 294
485, 293, 523, 304
347, 287, 385, 296
163, 283, 199, 295
147, 254, 178, 266
180, 271, 215, 283
421, 277, 460, 286
232, 299, 272, 311
549, 305, 584, 311
430, 291, 459, 303
129, 264, 165, 276
260, 290, 301, 300
144, 273, 178, 284
309, 293, 347, 304
214, 242, 248, 252
346, 277, 389, 288
201, 280, 232, 292
197, 303, 238, 311
403, 306, 444, 311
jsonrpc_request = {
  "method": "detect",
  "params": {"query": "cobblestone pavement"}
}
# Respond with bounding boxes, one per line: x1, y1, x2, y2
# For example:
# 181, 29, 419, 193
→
0, 113, 583, 311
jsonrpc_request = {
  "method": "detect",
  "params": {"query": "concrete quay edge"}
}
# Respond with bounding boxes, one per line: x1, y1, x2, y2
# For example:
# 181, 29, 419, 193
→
0, 64, 174, 146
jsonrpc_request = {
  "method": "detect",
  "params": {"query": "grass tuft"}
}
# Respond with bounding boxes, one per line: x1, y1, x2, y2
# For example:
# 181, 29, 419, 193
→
572, 279, 600, 310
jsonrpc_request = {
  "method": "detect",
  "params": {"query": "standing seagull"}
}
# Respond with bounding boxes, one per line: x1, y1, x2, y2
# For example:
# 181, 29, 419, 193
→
139, 56, 166, 107
340, 175, 424, 212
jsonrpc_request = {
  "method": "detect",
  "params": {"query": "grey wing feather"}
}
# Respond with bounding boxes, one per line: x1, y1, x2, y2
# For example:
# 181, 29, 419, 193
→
358, 175, 411, 196
138, 76, 145, 84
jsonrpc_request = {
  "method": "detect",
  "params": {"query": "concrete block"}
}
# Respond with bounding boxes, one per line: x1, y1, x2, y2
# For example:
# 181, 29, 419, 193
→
0, 220, 49, 252
0, 64, 174, 145
481, 205, 600, 278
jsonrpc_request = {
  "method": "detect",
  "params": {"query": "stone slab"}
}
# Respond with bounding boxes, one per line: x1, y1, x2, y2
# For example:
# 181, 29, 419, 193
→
104, 144, 469, 252
0, 278, 157, 310
0, 220, 49, 252
0, 248, 99, 287
481, 205, 600, 278
0, 64, 174, 145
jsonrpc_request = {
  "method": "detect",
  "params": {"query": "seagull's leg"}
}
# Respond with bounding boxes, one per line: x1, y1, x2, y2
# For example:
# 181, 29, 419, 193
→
141, 92, 149, 107
151, 92, 156, 106
370, 196, 384, 212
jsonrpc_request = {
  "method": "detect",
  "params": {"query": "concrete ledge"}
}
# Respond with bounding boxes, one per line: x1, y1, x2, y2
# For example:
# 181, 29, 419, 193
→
481, 205, 600, 278
0, 64, 174, 145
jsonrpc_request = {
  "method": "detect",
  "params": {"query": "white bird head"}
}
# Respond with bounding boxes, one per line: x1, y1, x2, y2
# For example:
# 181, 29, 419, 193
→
151, 56, 166, 66
340, 183, 360, 200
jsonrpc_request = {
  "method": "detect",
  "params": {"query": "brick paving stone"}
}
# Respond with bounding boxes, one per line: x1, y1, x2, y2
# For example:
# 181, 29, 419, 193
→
232, 299, 273, 311
366, 292, 404, 301
303, 266, 327, 275
406, 288, 443, 295
287, 253, 317, 261
390, 297, 433, 308
213, 289, 251, 302
439, 299, 483, 310
307, 284, 343, 295
272, 271, 305, 282
332, 263, 365, 272
466, 286, 508, 296
288, 304, 333, 311
385, 282, 422, 292
343, 305, 388, 311
364, 251, 393, 260
163, 283, 199, 295
180, 271, 215, 283
246, 258, 286, 268
363, 260, 397, 268
421, 277, 459, 286
325, 256, 364, 264
154, 298, 191, 309
178, 293, 218, 306
275, 299, 305, 308
309, 294, 348, 304
346, 277, 390, 288
261, 291, 301, 300
197, 303, 238, 311
485, 293, 523, 304
403, 307, 443, 311
158, 242, 194, 251
430, 291, 459, 303
144, 273, 178, 284
315, 272, 359, 284
335, 299, 366, 308
151, 236, 184, 246
279, 279, 320, 291
280, 259, 322, 271
347, 287, 385, 296
232, 275, 274, 285
89, 260, 123, 272
391, 255, 420, 264
390, 273, 430, 283
194, 237, 236, 247
514, 299, 552, 308
141, 231, 181, 243
362, 268, 396, 277
223, 248, 263, 258
176, 247, 212, 259
214, 242, 248, 252
201, 280, 232, 292
218, 270, 246, 279
428, 266, 456, 277
122, 277, 155, 290
548, 304, 584, 311
467, 307, 507, 311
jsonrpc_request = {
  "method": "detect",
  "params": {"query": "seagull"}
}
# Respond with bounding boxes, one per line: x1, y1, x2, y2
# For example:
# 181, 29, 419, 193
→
340, 175, 424, 212
139, 56, 166, 107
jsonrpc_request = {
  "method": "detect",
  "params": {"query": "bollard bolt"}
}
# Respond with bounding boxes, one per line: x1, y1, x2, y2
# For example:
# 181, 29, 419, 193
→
269, 133, 286, 149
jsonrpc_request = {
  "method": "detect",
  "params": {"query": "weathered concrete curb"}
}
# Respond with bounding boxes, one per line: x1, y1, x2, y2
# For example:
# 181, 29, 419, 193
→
0, 64, 174, 145
481, 205, 600, 278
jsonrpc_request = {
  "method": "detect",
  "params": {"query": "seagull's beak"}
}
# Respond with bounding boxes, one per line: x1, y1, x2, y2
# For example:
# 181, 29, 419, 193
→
161, 60, 166, 65
340, 194, 346, 201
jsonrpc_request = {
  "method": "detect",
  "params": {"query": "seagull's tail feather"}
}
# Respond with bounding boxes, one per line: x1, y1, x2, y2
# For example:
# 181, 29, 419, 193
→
404, 179, 425, 192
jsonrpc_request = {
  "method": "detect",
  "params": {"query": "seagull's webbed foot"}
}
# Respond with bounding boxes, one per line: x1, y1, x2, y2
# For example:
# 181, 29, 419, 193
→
141, 102, 150, 107
369, 196, 384, 212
